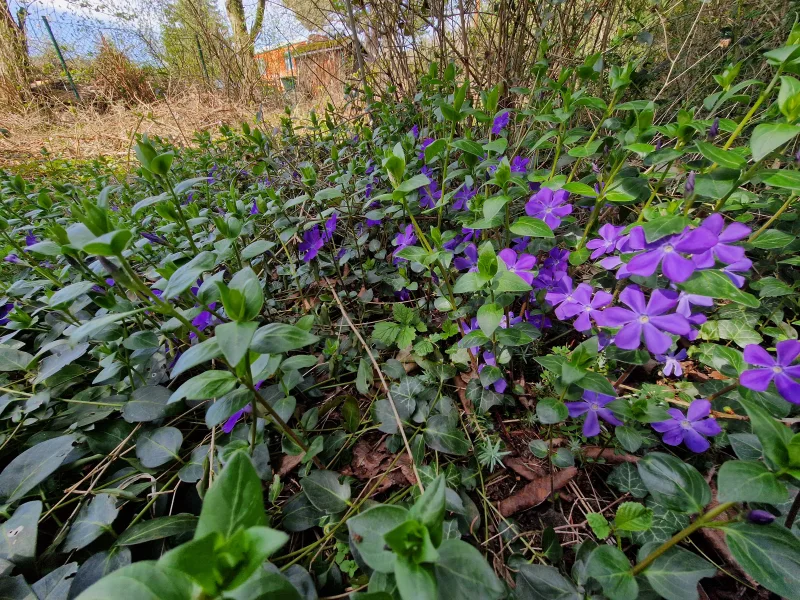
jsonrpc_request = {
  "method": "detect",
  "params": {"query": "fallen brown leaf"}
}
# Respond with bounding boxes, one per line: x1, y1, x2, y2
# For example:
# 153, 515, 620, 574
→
341, 438, 413, 492
504, 457, 545, 480
498, 467, 577, 516
582, 447, 639, 464
277, 453, 304, 476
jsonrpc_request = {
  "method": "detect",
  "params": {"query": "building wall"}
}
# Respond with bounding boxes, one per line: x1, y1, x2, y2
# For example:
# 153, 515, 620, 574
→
254, 39, 350, 95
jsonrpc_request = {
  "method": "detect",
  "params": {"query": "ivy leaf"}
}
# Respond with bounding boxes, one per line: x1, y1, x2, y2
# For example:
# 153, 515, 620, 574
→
607, 463, 648, 498
424, 415, 470, 455
613, 502, 653, 532
586, 513, 610, 539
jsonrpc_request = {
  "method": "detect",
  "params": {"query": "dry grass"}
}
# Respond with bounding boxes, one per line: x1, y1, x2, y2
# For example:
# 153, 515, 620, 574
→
0, 87, 292, 168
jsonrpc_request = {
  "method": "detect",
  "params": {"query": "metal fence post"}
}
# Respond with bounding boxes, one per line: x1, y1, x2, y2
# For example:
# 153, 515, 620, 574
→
195, 34, 210, 86
41, 15, 80, 102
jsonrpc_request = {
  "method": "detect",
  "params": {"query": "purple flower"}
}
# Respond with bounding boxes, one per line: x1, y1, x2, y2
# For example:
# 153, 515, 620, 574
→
722, 258, 752, 288
454, 243, 478, 272
675, 291, 714, 317
459, 317, 481, 352
192, 302, 217, 331
478, 352, 507, 393
453, 185, 476, 211
740, 340, 800, 403
299, 226, 324, 262
685, 171, 696, 195
461, 227, 477, 243
566, 391, 622, 437
527, 313, 552, 329
142, 232, 169, 246
411, 125, 420, 139
251, 201, 259, 215
510, 156, 530, 175
598, 286, 690, 354
625, 226, 716, 283
747, 510, 776, 525
525, 188, 572, 230
443, 234, 463, 251
692, 213, 750, 268
0, 302, 14, 326
656, 348, 688, 377
511, 236, 530, 253
546, 278, 613, 332
491, 111, 510, 135
223, 404, 252, 434
395, 288, 411, 302
419, 179, 441, 210
4, 254, 20, 265
25, 233, 38, 247
323, 211, 338, 241
498, 248, 537, 285
708, 117, 720, 139
418, 137, 434, 161
393, 224, 417, 264
652, 399, 721, 453
586, 224, 625, 260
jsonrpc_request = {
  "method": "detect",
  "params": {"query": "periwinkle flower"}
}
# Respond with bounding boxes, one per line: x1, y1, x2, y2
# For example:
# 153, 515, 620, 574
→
708, 117, 720, 139
454, 243, 478, 272
722, 258, 752, 288
25, 233, 38, 247
393, 224, 417, 264
656, 348, 688, 377
411, 124, 420, 139
625, 226, 716, 283
461, 227, 477, 243
691, 213, 750, 268
0, 302, 13, 326
586, 224, 625, 260
479, 352, 507, 393
685, 171, 696, 195
192, 302, 217, 331
223, 404, 252, 433
525, 188, 572, 230
250, 201, 259, 215
546, 278, 613, 332
419, 179, 441, 210
566, 390, 622, 437
747, 510, 776, 525
598, 286, 690, 354
323, 211, 338, 241
453, 185, 476, 211
299, 226, 324, 262
4, 254, 20, 265
498, 248, 537, 285
651, 399, 721, 453
141, 232, 169, 246
491, 110, 510, 135
740, 340, 800, 403
511, 236, 530, 253
675, 291, 714, 317
395, 288, 411, 302
510, 156, 530, 175
418, 137, 434, 161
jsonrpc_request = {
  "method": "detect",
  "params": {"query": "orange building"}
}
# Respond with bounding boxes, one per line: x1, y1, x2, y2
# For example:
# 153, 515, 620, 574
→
254, 35, 351, 96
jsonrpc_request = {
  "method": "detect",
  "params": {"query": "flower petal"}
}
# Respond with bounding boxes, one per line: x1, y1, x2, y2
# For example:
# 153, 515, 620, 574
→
683, 428, 710, 453
566, 401, 590, 417
583, 410, 600, 437
642, 323, 672, 354
597, 307, 636, 328
739, 368, 774, 392
615, 321, 643, 349
692, 418, 722, 437
743, 344, 776, 367
619, 285, 646, 313
776, 339, 800, 367
649, 314, 691, 336
687, 399, 711, 421
627, 249, 662, 278
775, 373, 800, 404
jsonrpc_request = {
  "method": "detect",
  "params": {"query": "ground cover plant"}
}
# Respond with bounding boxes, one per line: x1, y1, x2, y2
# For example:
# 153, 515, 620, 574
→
1, 28, 800, 600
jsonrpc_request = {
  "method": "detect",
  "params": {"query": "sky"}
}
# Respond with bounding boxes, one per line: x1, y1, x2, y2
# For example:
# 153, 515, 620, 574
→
9, 0, 307, 62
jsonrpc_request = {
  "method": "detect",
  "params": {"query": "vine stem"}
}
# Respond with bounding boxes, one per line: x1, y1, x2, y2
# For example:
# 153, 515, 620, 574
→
722, 68, 783, 151
785, 491, 800, 529
748, 192, 797, 242
631, 501, 736, 576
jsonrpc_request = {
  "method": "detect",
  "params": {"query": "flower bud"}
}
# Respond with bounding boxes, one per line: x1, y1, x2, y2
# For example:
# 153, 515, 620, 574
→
747, 510, 775, 525
708, 117, 720, 139
685, 171, 696, 195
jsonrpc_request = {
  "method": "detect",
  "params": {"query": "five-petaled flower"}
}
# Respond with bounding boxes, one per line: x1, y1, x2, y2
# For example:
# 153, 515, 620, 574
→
652, 399, 721, 453
655, 348, 687, 377
546, 277, 612, 332
586, 224, 625, 260
525, 188, 572, 230
498, 248, 537, 285
393, 224, 417, 264
691, 213, 750, 269
491, 111, 510, 135
566, 390, 622, 437
598, 286, 690, 354
624, 226, 716, 283
740, 340, 800, 403
299, 226, 324, 262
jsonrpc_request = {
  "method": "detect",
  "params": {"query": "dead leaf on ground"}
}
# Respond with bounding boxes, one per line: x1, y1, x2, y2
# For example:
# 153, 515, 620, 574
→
582, 447, 639, 464
504, 457, 545, 480
498, 467, 577, 516
340, 438, 413, 492
277, 453, 304, 476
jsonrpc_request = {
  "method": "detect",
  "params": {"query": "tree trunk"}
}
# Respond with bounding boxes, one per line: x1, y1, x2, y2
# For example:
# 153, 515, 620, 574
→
0, 0, 29, 108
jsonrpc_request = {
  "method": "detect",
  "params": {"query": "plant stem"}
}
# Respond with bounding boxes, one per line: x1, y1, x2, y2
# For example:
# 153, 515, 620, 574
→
748, 193, 797, 241
722, 68, 782, 151
631, 501, 736, 576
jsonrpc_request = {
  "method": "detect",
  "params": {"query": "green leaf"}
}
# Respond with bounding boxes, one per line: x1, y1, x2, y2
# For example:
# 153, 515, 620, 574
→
170, 337, 221, 378
70, 309, 147, 344
637, 453, 711, 514
694, 141, 746, 169
282, 493, 323, 532
168, 370, 237, 404
728, 433, 763, 461
586, 513, 611, 538
641, 216, 690, 243
117, 515, 198, 546
397, 174, 431, 193
0, 501, 41, 565
0, 346, 33, 372
515, 564, 581, 600
348, 504, 409, 573
483, 195, 510, 221
607, 462, 648, 498
761, 169, 800, 190
0, 435, 76, 503
509, 216, 554, 237
536, 398, 568, 424
83, 230, 133, 256
215, 321, 257, 368
48, 281, 96, 307
640, 545, 716, 600
424, 415, 470, 455
586, 546, 637, 600
149, 152, 174, 176
424, 139, 446, 162
75, 562, 193, 600
615, 426, 643, 453
751, 123, 800, 161
451, 139, 484, 156
164, 252, 216, 299
395, 557, 437, 600
301, 470, 351, 513
63, 494, 118, 552
122, 385, 172, 423
750, 229, 794, 250
241, 239, 274, 259
717, 460, 788, 504
494, 271, 532, 293
135, 427, 183, 468
410, 475, 446, 547
722, 523, 800, 599
678, 270, 759, 308
433, 539, 505, 600
740, 400, 793, 471
222, 567, 302, 600
477, 302, 503, 337
196, 452, 266, 539
613, 502, 652, 532
250, 323, 320, 354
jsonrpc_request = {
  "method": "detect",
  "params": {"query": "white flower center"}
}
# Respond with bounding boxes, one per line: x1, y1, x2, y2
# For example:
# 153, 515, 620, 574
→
545, 208, 552, 213
772, 366, 783, 374
663, 245, 674, 253
680, 419, 691, 429
639, 315, 650, 324
590, 403, 599, 411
